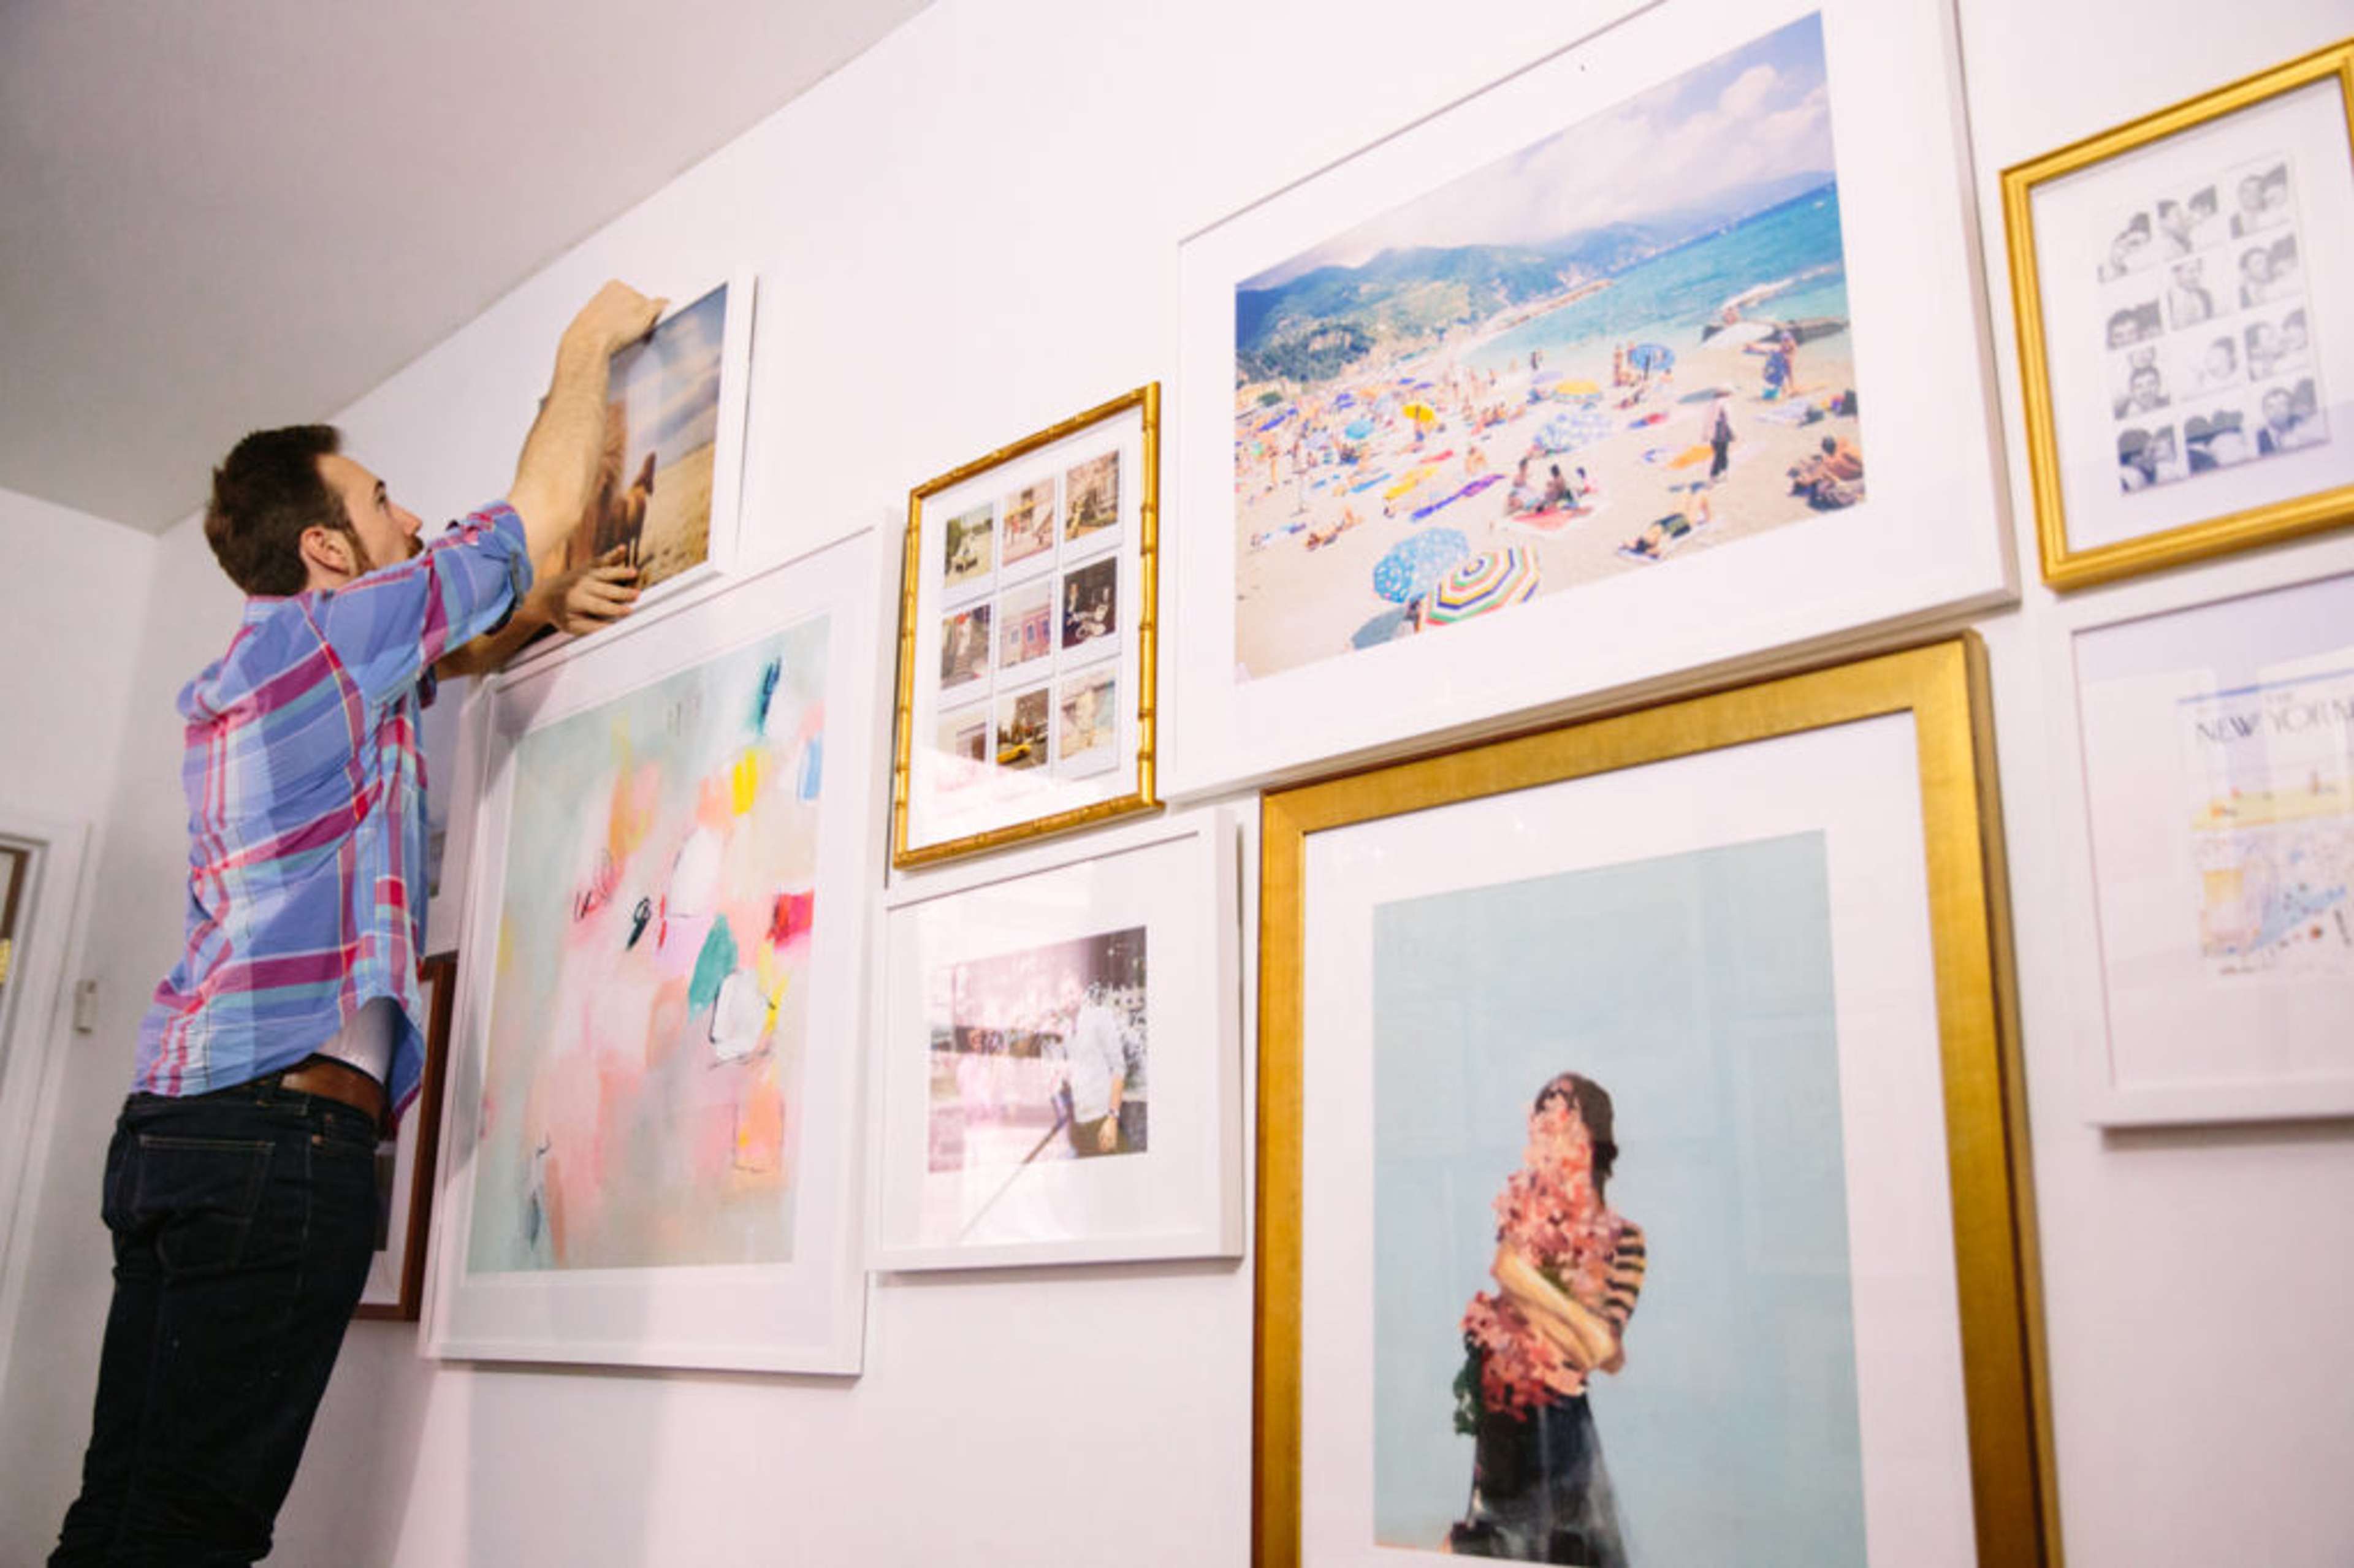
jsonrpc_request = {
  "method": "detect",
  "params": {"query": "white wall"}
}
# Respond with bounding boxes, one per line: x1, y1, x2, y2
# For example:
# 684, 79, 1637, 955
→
2, 0, 2351, 1564
0, 487, 153, 823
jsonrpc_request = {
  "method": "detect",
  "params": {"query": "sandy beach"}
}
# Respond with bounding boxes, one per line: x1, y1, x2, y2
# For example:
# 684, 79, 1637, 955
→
636, 442, 715, 590
1233, 320, 1863, 679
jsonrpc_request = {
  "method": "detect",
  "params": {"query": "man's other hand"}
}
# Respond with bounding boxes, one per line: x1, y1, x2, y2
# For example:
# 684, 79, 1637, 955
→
528, 546, 641, 636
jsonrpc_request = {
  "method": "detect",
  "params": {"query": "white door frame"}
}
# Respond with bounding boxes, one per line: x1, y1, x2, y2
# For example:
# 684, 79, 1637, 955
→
0, 807, 95, 1390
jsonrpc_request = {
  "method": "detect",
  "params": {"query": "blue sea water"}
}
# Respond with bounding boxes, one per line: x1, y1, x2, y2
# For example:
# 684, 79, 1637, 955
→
1468, 184, 1854, 374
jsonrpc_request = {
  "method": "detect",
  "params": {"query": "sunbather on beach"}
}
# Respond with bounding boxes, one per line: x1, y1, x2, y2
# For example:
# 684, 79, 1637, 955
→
1506, 457, 1543, 514
1623, 492, 1713, 558
1789, 435, 1865, 509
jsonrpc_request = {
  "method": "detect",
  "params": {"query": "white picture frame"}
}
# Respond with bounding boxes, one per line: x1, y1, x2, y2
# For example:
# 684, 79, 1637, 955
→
422, 527, 887, 1373
869, 809, 1243, 1271
1168, 0, 2011, 798
498, 267, 759, 678
2052, 566, 2354, 1125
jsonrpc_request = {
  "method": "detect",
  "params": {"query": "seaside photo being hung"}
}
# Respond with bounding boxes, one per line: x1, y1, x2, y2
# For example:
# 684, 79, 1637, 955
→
525, 271, 756, 660
1230, 13, 1861, 682
1169, 0, 2012, 800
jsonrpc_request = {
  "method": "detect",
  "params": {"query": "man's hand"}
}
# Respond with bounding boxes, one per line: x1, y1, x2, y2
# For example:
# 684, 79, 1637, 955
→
1096, 1116, 1119, 1154
561, 281, 666, 363
527, 546, 640, 637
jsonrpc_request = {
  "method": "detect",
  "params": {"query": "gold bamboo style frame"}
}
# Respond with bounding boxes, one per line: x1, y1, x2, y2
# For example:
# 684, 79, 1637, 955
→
891, 385, 1161, 868
2003, 39, 2354, 589
1254, 638, 2059, 1567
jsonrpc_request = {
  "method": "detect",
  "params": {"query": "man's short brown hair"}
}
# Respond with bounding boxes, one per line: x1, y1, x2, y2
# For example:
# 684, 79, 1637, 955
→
204, 425, 348, 596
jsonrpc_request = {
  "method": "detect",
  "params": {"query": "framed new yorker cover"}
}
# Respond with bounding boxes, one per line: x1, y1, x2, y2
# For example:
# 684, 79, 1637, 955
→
870, 810, 1243, 1271
2003, 41, 2354, 589
1169, 0, 2011, 797
423, 528, 885, 1374
893, 386, 1160, 867
2054, 569, 2354, 1124
354, 952, 457, 1322
1257, 640, 2056, 1566
505, 268, 760, 671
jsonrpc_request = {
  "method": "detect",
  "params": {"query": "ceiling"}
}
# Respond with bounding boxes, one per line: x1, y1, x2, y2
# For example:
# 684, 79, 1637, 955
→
0, 0, 928, 533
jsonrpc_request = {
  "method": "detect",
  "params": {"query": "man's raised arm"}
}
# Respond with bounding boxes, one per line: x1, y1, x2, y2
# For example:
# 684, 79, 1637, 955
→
506, 281, 666, 567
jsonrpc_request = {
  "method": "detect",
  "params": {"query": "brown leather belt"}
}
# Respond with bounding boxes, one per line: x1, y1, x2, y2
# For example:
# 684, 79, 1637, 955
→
276, 1056, 386, 1132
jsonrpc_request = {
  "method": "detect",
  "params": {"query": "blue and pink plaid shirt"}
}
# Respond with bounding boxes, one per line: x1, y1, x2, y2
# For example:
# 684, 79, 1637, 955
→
135, 503, 532, 1114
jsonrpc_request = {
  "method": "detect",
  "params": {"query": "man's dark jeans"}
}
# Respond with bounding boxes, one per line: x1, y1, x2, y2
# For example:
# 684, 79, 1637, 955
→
50, 1078, 379, 1566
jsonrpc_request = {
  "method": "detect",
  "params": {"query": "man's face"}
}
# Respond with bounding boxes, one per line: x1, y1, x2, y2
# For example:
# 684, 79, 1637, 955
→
2130, 368, 2162, 409
2265, 392, 2293, 429
317, 453, 422, 576
2238, 177, 2264, 214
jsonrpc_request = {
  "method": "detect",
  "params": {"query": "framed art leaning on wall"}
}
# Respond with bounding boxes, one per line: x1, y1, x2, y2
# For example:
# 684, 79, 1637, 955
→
2003, 40, 2354, 589
1255, 640, 2056, 1567
1168, 0, 2013, 797
892, 386, 1160, 867
423, 528, 885, 1374
353, 951, 457, 1322
869, 810, 1243, 1271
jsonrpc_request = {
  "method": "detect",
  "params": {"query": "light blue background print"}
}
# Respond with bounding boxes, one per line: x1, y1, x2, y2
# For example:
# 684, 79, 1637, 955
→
1371, 832, 1865, 1564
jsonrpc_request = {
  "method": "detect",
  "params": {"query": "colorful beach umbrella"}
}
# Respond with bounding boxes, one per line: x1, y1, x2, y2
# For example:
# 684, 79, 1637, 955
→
1344, 419, 1376, 441
1402, 401, 1439, 425
1535, 408, 1614, 455
1424, 549, 1541, 625
1627, 342, 1675, 374
1371, 528, 1472, 604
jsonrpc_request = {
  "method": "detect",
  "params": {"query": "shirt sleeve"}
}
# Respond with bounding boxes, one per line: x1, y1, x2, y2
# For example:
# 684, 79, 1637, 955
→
313, 503, 533, 709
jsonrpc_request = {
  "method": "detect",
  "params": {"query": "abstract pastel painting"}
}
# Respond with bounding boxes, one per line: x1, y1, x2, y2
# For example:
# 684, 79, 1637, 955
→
467, 616, 829, 1274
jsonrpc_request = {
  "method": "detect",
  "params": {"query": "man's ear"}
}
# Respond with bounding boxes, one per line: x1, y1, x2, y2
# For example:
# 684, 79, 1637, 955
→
298, 523, 356, 584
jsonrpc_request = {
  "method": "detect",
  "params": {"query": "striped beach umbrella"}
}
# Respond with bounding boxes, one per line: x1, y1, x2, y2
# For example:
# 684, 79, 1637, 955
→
1371, 528, 1472, 604
1424, 549, 1541, 624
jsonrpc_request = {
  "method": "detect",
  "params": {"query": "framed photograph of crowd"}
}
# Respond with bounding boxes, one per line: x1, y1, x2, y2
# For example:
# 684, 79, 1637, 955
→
1255, 640, 2055, 1567
423, 530, 885, 1374
893, 387, 1160, 867
2004, 42, 2354, 589
354, 953, 457, 1322
1168, 0, 2011, 797
2052, 569, 2354, 1124
506, 268, 758, 670
869, 811, 1243, 1271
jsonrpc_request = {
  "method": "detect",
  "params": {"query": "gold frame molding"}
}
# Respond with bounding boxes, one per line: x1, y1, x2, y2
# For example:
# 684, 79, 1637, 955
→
1254, 638, 2059, 1566
891, 384, 1162, 869
2002, 39, 2354, 591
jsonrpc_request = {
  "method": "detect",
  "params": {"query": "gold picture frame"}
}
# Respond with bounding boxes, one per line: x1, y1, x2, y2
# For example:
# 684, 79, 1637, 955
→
2003, 39, 2354, 590
1254, 638, 2059, 1566
891, 385, 1160, 868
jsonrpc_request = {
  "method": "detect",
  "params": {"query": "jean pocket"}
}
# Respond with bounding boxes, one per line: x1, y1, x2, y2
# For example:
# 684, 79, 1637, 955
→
132, 1135, 275, 1279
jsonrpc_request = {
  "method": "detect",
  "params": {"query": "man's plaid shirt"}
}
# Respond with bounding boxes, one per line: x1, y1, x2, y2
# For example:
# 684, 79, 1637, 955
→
134, 504, 531, 1114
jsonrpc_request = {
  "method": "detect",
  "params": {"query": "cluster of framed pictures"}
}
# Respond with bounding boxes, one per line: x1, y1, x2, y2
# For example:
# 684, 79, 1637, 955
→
893, 386, 1160, 867
360, 12, 2354, 1568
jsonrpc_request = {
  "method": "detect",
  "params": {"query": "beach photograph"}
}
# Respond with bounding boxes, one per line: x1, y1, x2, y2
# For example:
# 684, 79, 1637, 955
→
1230, 14, 1867, 680
568, 283, 729, 590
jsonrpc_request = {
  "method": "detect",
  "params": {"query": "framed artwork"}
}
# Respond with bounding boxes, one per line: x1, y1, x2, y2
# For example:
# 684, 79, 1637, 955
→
2055, 569, 2354, 1124
1256, 639, 2055, 1567
423, 528, 885, 1373
505, 268, 759, 671
1170, 0, 2010, 798
2003, 42, 2354, 589
892, 386, 1160, 867
354, 951, 457, 1322
869, 810, 1243, 1270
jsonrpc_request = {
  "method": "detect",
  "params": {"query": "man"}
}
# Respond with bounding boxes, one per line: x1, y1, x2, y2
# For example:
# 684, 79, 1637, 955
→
2258, 386, 2320, 455
50, 280, 664, 1567
1062, 980, 1129, 1157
